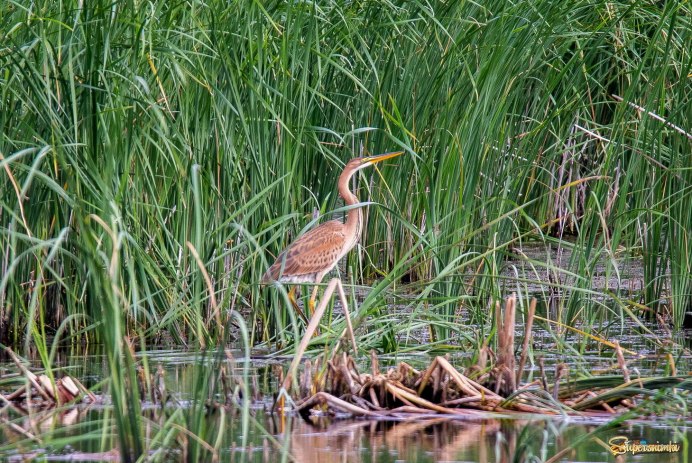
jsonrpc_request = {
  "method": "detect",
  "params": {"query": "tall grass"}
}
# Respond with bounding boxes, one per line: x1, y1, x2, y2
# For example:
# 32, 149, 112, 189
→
1, 0, 689, 357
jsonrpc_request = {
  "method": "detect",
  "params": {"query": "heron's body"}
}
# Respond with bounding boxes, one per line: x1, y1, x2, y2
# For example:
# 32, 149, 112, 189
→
263, 219, 354, 284
264, 151, 404, 395
262, 152, 401, 290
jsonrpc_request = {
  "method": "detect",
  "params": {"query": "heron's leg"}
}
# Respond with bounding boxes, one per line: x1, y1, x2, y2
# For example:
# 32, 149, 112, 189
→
272, 386, 297, 415
308, 285, 321, 336
282, 278, 339, 391
308, 285, 320, 317
288, 286, 309, 325
288, 286, 299, 311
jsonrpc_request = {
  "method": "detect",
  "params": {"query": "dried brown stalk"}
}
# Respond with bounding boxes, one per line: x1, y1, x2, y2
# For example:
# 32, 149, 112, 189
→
296, 391, 380, 417
614, 341, 630, 383
516, 298, 536, 385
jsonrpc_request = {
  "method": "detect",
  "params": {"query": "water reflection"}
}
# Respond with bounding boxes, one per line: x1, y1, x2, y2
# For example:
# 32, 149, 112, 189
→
1, 349, 688, 462
286, 417, 501, 462
280, 416, 686, 463
2, 402, 686, 463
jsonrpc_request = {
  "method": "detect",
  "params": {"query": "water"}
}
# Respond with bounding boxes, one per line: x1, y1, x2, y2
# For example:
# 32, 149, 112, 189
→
1, 347, 689, 462
281, 418, 686, 463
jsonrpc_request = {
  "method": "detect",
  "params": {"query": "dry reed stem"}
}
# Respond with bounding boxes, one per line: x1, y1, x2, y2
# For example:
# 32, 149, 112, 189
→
614, 342, 630, 383
69, 376, 97, 402
0, 152, 32, 237
186, 241, 222, 335
667, 353, 677, 376
586, 391, 616, 414
384, 382, 470, 415
336, 279, 358, 354
495, 295, 516, 395
301, 359, 313, 398
538, 357, 548, 391
552, 364, 568, 400
435, 357, 502, 401
611, 94, 692, 140
296, 391, 380, 417
0, 416, 41, 443
371, 350, 381, 376
351, 395, 378, 411
415, 357, 437, 396
4, 347, 53, 402
388, 405, 440, 415
283, 278, 345, 390
516, 298, 536, 385
369, 388, 380, 408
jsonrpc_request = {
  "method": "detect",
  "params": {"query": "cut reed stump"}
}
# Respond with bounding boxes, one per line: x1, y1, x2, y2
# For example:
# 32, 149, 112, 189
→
281, 296, 691, 420
0, 347, 94, 409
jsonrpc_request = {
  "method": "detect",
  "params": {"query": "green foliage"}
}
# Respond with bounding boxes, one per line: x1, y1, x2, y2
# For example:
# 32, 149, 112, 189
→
0, 0, 689, 353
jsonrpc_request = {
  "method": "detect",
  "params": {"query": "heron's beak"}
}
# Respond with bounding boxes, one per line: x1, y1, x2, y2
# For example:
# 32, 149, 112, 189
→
363, 150, 405, 165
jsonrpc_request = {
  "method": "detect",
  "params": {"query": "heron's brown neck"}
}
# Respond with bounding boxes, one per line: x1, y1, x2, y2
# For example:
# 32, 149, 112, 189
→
338, 166, 363, 248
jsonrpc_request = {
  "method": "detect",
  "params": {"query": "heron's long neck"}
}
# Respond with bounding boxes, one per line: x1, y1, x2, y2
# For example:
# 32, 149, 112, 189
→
338, 169, 363, 250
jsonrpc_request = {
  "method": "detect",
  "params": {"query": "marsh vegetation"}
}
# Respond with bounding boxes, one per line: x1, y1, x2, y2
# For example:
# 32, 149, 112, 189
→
1, 0, 690, 461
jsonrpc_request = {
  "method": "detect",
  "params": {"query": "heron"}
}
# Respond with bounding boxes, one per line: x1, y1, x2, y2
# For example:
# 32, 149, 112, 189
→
263, 150, 404, 390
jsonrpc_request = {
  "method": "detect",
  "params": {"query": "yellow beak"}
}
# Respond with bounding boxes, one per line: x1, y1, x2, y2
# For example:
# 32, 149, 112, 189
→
364, 150, 405, 164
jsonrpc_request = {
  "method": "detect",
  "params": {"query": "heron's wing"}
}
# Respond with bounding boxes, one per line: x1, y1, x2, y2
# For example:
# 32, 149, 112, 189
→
264, 220, 346, 282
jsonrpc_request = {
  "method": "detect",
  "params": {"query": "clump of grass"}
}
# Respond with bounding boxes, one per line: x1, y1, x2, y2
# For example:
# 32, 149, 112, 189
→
1, 0, 690, 350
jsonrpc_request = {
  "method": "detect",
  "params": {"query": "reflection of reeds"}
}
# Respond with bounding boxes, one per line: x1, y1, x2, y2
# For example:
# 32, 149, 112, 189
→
288, 417, 507, 463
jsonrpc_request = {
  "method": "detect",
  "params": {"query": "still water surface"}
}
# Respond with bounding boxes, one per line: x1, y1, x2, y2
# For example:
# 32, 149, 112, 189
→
1, 348, 688, 462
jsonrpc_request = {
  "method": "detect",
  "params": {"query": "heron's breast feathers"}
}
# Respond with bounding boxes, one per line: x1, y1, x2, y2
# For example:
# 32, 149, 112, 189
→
263, 220, 348, 282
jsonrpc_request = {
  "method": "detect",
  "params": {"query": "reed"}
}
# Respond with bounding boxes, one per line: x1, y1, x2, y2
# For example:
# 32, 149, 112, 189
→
0, 6, 689, 460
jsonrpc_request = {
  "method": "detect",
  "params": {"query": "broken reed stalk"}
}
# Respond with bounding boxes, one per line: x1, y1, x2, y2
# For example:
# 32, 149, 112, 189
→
336, 279, 358, 355
280, 295, 690, 421
494, 295, 516, 396
4, 347, 52, 402
435, 357, 502, 401
516, 298, 536, 385
552, 364, 568, 400
384, 381, 470, 415
614, 341, 630, 383
2, 347, 85, 407
296, 391, 380, 417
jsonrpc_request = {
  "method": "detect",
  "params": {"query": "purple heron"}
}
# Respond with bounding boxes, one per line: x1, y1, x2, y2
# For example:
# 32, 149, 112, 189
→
263, 150, 404, 388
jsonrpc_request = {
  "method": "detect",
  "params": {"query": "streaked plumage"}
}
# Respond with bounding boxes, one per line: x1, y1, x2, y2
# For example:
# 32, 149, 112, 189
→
262, 151, 403, 296
263, 220, 346, 284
